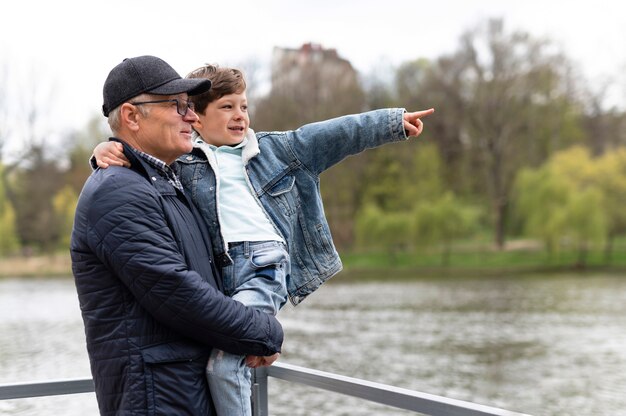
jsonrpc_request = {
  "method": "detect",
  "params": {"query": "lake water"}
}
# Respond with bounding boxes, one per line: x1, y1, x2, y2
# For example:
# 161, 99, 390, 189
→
1, 273, 626, 416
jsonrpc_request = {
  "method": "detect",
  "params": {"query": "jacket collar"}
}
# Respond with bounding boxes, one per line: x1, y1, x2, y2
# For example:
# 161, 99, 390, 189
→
109, 137, 178, 196
190, 129, 260, 164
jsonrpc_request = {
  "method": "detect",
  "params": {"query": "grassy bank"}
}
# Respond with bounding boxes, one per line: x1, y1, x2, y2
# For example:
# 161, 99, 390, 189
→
3, 241, 626, 279
339, 239, 626, 279
0, 252, 72, 278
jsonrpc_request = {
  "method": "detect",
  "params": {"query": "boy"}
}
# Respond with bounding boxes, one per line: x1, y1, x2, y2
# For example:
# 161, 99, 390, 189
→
94, 63, 434, 415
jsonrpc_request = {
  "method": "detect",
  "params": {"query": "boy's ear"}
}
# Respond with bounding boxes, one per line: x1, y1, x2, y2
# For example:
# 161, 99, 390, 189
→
192, 118, 202, 130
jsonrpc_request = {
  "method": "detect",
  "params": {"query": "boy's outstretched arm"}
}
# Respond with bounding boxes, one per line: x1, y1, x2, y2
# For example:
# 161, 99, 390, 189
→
93, 141, 131, 168
403, 108, 435, 137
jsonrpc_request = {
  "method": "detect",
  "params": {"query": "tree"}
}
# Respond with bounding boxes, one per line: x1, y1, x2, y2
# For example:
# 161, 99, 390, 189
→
564, 188, 607, 267
53, 185, 78, 249
0, 58, 67, 253
64, 114, 110, 194
8, 146, 65, 252
359, 131, 445, 213
514, 167, 570, 254
514, 146, 608, 266
0, 199, 18, 256
410, 56, 471, 195
362, 62, 396, 110
0, 164, 19, 255
253, 45, 366, 131
416, 18, 584, 249
413, 192, 480, 266
585, 148, 626, 262
359, 147, 414, 212
355, 204, 413, 263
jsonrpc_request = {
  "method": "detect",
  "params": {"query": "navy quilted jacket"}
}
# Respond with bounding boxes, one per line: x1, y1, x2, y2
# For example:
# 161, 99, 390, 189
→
71, 140, 283, 415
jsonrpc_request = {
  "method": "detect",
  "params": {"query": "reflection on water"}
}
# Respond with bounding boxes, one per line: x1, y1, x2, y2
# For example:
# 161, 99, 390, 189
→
0, 277, 96, 415
1, 274, 626, 416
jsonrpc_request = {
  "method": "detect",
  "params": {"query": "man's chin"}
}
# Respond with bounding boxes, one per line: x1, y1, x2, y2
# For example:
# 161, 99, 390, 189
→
177, 140, 193, 155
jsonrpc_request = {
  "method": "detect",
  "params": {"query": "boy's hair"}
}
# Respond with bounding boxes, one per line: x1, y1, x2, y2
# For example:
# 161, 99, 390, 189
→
186, 64, 246, 114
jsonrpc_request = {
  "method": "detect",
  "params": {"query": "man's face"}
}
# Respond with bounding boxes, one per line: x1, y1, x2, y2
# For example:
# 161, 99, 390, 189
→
195, 91, 249, 147
135, 94, 198, 164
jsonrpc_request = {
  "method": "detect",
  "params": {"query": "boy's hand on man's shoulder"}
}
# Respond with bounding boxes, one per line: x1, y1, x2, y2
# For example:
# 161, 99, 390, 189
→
94, 141, 132, 169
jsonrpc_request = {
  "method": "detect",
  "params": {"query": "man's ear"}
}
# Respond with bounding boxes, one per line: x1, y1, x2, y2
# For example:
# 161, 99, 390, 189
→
120, 102, 141, 131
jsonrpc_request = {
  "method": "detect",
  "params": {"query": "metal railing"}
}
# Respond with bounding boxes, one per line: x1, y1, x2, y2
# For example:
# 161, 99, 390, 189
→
1, 362, 532, 416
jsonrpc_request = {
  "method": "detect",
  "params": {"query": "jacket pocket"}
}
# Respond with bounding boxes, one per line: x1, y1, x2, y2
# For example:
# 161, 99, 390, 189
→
250, 243, 288, 270
267, 175, 297, 217
267, 175, 295, 196
141, 342, 211, 416
315, 223, 335, 262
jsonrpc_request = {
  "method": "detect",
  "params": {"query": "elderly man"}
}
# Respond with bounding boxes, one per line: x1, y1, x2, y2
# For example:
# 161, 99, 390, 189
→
70, 55, 283, 415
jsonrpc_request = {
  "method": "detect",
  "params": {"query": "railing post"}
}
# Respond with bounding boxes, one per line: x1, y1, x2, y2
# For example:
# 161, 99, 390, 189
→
251, 367, 269, 416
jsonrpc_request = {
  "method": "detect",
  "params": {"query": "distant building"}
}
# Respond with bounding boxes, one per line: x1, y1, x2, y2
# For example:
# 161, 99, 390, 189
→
270, 43, 359, 100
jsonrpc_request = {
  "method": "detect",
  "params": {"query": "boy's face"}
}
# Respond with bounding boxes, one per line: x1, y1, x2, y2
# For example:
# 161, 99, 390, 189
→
194, 91, 249, 147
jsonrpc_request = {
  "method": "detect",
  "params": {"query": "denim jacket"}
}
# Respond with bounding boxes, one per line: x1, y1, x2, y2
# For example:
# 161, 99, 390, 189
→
176, 108, 408, 305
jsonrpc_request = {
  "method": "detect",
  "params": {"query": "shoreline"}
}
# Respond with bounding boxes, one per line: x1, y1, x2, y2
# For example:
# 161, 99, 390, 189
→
0, 253, 72, 278
2, 252, 626, 279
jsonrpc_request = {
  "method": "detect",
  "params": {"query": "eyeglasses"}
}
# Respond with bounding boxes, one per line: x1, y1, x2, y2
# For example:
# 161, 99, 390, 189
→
130, 98, 195, 116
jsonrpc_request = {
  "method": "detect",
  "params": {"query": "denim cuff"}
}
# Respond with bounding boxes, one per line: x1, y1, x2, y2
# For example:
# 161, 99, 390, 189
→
390, 108, 408, 141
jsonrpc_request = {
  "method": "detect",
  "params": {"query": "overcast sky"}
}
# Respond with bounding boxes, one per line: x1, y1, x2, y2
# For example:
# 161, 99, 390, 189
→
1, 0, 625, 151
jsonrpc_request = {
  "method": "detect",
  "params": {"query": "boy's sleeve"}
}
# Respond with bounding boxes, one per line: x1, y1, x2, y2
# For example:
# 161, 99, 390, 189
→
287, 108, 407, 174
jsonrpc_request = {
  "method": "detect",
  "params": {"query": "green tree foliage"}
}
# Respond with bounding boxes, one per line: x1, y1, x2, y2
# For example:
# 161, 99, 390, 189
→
9, 147, 65, 252
582, 148, 626, 262
413, 193, 480, 265
565, 188, 607, 266
53, 185, 78, 249
514, 167, 570, 253
514, 146, 608, 266
414, 19, 585, 249
360, 147, 414, 212
355, 204, 413, 262
0, 164, 19, 255
549, 148, 608, 263
410, 142, 445, 202
0, 200, 18, 255
360, 141, 444, 214
355, 141, 444, 253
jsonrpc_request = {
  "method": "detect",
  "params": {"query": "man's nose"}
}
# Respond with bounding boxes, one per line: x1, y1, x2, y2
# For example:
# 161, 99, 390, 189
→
184, 109, 199, 122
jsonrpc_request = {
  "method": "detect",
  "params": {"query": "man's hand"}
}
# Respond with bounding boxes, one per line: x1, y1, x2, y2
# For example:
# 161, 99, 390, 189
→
403, 108, 435, 137
245, 353, 280, 368
93, 141, 131, 168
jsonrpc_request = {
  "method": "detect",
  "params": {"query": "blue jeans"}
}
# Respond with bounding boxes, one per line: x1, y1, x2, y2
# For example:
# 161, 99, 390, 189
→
206, 240, 289, 416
